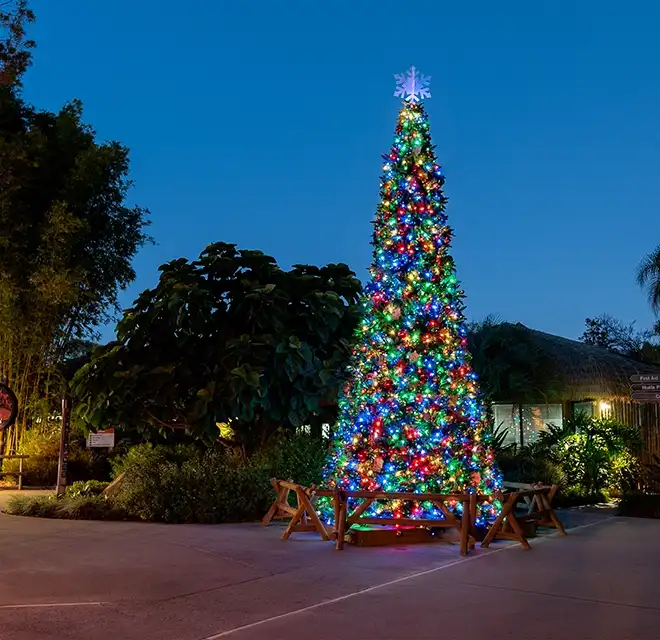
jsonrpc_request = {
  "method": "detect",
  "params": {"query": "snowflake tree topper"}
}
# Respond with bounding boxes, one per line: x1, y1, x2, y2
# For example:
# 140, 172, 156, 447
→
394, 66, 431, 103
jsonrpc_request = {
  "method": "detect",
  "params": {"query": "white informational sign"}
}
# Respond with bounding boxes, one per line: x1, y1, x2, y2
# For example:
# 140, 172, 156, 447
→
86, 428, 115, 448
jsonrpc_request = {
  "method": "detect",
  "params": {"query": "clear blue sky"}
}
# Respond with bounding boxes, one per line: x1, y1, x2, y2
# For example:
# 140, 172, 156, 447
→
23, 0, 660, 340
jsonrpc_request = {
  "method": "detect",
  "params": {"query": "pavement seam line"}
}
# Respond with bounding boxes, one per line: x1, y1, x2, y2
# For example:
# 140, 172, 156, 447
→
200, 516, 616, 639
0, 602, 105, 610
456, 576, 660, 613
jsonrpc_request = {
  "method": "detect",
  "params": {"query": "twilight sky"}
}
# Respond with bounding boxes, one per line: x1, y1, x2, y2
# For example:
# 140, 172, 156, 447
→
23, 0, 660, 340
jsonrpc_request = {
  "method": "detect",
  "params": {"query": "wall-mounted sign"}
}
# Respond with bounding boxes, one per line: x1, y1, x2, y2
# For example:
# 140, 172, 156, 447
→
0, 383, 18, 430
86, 428, 115, 448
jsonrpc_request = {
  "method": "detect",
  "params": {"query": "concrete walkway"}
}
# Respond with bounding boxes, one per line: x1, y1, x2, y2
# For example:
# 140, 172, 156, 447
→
0, 508, 657, 639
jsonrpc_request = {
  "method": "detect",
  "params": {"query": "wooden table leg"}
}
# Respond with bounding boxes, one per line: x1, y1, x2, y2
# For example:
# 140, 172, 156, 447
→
460, 497, 470, 555
336, 493, 348, 551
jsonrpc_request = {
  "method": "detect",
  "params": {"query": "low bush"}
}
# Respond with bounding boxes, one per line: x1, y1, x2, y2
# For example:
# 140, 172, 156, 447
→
4, 493, 127, 520
4, 433, 328, 524
5, 494, 61, 518
66, 480, 110, 498
108, 433, 327, 524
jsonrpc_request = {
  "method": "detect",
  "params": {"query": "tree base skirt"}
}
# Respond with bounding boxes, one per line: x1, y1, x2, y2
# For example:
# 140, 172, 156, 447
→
347, 524, 449, 547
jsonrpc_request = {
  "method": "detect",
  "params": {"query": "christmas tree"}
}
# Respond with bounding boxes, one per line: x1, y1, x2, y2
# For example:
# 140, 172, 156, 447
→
321, 67, 501, 524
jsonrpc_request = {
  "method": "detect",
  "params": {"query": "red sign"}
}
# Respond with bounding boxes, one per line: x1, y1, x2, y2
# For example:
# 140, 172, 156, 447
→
0, 384, 18, 429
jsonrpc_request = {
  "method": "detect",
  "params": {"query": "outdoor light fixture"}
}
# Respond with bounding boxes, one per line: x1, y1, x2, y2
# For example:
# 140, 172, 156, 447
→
599, 401, 612, 413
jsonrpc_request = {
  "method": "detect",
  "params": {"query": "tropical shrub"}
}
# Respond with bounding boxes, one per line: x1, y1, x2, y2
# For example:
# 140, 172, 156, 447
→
106, 433, 327, 524
493, 415, 643, 503
66, 480, 109, 498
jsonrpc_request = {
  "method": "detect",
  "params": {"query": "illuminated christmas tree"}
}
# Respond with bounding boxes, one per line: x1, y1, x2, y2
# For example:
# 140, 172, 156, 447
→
321, 67, 501, 523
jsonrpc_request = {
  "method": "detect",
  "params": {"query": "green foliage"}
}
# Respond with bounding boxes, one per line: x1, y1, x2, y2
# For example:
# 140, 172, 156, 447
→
548, 418, 641, 494
106, 435, 327, 524
257, 432, 328, 488
4, 494, 59, 518
66, 480, 109, 498
482, 420, 513, 456
0, 0, 35, 86
495, 415, 643, 503
73, 243, 361, 452
0, 80, 150, 454
5, 493, 126, 520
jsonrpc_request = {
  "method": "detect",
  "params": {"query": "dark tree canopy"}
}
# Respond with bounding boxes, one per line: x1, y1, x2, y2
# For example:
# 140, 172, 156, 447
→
0, 0, 34, 85
73, 243, 362, 452
580, 314, 660, 364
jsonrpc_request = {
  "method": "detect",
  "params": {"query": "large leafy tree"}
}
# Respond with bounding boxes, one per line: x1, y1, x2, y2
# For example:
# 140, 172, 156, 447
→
72, 243, 362, 453
0, 0, 34, 86
0, 32, 151, 449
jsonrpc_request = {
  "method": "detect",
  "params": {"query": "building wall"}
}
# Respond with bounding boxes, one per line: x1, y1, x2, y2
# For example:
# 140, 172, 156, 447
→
492, 399, 660, 459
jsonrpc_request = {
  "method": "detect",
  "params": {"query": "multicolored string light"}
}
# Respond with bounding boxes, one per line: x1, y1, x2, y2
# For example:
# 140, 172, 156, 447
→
320, 100, 502, 524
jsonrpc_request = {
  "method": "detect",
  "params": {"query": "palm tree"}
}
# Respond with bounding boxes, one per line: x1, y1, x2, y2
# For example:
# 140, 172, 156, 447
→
637, 246, 660, 314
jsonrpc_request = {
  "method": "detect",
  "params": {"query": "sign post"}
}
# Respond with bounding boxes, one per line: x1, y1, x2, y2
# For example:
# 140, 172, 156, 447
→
56, 396, 71, 496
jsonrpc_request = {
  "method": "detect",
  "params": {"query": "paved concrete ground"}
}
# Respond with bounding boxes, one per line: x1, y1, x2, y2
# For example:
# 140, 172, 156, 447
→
0, 507, 656, 639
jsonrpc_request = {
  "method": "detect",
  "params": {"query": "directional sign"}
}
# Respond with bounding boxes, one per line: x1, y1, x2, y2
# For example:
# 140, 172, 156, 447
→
630, 374, 660, 383
632, 392, 660, 402
86, 428, 115, 448
632, 383, 660, 392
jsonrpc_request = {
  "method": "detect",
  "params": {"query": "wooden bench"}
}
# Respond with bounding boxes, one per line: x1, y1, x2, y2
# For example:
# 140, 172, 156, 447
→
0, 455, 30, 490
261, 479, 331, 541
481, 485, 566, 550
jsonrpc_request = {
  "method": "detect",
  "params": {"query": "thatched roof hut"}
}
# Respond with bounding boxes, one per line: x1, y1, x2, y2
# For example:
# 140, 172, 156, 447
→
505, 323, 660, 401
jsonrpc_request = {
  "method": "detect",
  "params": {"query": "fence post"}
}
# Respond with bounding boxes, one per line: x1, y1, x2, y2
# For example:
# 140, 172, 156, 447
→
56, 397, 71, 497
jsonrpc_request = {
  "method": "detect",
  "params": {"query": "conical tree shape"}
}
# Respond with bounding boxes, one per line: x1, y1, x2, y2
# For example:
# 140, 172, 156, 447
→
321, 101, 501, 523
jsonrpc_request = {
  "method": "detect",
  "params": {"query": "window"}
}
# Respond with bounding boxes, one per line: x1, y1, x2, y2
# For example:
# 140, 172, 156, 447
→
492, 404, 520, 446
521, 404, 562, 444
572, 402, 594, 419
491, 403, 563, 446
